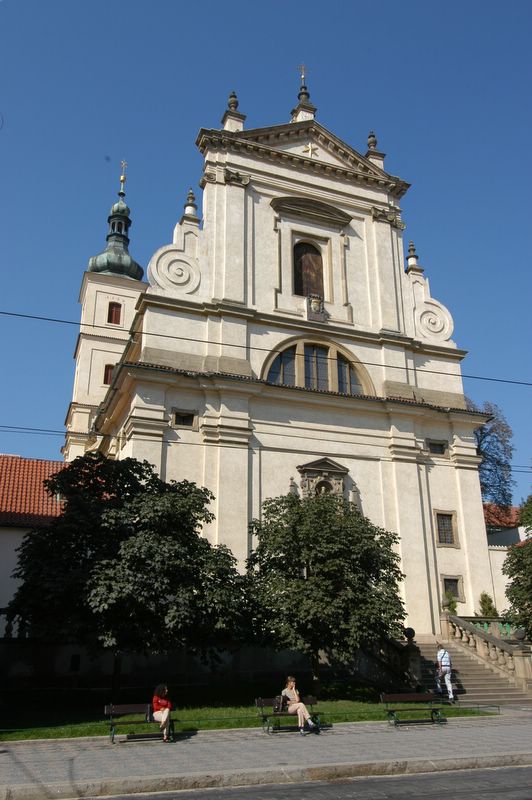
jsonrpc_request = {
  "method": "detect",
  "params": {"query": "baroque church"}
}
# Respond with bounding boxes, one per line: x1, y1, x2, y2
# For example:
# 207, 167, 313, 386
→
64, 84, 493, 636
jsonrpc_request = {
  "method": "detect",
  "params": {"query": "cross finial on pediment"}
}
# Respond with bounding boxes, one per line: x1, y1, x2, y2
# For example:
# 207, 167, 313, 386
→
302, 142, 319, 159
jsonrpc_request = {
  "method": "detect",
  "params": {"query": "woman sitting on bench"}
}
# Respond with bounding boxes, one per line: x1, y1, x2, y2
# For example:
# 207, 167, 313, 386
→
281, 675, 316, 735
152, 683, 173, 742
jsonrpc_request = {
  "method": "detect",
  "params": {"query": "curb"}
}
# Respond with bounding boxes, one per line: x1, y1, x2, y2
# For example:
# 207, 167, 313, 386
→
3, 752, 532, 799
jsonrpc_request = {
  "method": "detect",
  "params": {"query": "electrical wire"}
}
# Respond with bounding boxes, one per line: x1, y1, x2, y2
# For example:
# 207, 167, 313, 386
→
0, 309, 530, 387
0, 423, 530, 475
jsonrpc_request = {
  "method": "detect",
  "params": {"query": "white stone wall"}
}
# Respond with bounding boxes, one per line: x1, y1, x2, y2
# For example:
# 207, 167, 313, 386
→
66, 107, 491, 635
488, 545, 511, 614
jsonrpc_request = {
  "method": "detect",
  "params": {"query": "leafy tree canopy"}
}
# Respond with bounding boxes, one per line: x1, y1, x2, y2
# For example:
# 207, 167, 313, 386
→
247, 492, 405, 677
520, 494, 532, 533
8, 453, 244, 655
478, 591, 498, 618
503, 540, 532, 638
467, 399, 514, 507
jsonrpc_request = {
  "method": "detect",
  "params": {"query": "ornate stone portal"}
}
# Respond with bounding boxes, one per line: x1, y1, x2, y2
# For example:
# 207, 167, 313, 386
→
297, 457, 349, 497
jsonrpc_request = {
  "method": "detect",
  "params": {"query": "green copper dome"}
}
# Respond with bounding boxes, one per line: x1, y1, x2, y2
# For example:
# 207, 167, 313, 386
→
88, 187, 143, 281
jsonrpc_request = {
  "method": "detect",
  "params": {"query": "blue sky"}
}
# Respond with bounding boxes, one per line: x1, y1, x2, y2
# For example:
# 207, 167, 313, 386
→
0, 0, 530, 501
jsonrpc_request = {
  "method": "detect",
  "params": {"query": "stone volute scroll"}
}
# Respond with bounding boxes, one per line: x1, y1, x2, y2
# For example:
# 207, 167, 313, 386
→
406, 242, 454, 343
147, 189, 201, 296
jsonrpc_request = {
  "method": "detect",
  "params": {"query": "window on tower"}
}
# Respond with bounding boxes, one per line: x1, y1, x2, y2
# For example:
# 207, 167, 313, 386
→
103, 364, 115, 385
293, 242, 324, 298
107, 302, 122, 325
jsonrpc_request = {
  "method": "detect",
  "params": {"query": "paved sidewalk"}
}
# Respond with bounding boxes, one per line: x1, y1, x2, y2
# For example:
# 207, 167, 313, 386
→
2, 711, 532, 800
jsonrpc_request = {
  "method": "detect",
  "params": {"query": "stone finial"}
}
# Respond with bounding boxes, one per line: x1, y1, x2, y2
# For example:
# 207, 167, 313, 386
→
365, 132, 385, 167
221, 90, 246, 132
289, 477, 299, 495
406, 240, 424, 274
184, 188, 197, 213
182, 187, 199, 223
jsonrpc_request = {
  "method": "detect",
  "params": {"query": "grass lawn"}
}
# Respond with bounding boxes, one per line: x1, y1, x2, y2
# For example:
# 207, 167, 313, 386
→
0, 700, 492, 742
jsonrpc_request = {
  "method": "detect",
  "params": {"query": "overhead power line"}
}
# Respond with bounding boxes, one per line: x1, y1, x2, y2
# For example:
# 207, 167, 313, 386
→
0, 309, 530, 388
0, 424, 531, 476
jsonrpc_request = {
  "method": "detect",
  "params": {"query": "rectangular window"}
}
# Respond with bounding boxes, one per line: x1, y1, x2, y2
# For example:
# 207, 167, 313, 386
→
173, 410, 197, 428
304, 344, 328, 391
427, 439, 448, 456
103, 364, 114, 385
436, 513, 455, 545
107, 302, 122, 325
443, 578, 459, 598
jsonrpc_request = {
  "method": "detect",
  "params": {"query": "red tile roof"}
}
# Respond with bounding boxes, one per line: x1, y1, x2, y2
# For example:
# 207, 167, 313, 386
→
484, 503, 521, 528
0, 454, 64, 528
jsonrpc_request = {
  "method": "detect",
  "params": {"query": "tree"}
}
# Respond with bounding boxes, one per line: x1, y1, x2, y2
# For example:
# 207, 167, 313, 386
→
87, 490, 245, 654
8, 453, 244, 656
442, 589, 457, 615
478, 592, 498, 618
503, 540, 532, 638
520, 494, 532, 534
247, 492, 405, 680
467, 399, 514, 506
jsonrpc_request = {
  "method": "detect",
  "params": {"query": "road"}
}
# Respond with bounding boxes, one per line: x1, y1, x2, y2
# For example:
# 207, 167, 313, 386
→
88, 766, 532, 800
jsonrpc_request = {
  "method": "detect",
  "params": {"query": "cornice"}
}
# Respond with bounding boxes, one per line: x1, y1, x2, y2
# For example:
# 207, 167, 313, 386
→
94, 360, 485, 433
134, 293, 467, 361
196, 122, 409, 199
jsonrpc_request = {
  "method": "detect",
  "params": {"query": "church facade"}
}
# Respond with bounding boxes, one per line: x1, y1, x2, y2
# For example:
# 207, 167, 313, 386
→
65, 85, 492, 635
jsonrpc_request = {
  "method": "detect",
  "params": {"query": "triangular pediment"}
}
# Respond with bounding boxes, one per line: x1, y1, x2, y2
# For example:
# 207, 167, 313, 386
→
297, 457, 349, 475
196, 120, 409, 197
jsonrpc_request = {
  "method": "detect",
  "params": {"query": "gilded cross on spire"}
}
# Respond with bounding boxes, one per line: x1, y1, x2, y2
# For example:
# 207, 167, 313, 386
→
297, 63, 306, 86
119, 160, 127, 193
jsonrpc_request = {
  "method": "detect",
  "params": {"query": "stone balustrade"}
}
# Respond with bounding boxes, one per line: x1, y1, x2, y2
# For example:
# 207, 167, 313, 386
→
444, 614, 532, 692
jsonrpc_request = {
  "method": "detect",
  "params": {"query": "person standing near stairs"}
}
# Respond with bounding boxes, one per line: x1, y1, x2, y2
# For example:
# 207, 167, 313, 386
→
435, 643, 455, 702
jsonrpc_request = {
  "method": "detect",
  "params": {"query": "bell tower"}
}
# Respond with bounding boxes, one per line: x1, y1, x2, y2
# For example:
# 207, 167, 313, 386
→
64, 165, 146, 461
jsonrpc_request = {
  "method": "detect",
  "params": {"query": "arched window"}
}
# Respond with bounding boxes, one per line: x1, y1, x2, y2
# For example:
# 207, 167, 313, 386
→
337, 355, 363, 395
293, 242, 324, 298
267, 346, 296, 386
107, 302, 122, 325
304, 344, 329, 391
265, 341, 368, 396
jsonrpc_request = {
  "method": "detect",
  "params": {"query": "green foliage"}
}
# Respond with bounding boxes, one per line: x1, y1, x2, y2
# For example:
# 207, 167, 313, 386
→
443, 589, 457, 614
503, 540, 532, 637
247, 493, 405, 677
88, 491, 245, 654
478, 592, 498, 618
520, 494, 532, 533
8, 453, 244, 656
467, 399, 514, 506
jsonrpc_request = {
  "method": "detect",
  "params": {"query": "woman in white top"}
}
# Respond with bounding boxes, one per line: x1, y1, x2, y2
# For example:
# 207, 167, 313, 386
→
281, 675, 316, 735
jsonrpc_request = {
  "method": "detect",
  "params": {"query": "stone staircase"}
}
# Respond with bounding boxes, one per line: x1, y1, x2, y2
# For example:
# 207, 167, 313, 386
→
415, 639, 532, 706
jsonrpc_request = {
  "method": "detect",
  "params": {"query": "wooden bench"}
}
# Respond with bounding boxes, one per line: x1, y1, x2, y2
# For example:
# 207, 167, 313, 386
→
380, 692, 447, 727
255, 696, 320, 734
104, 703, 175, 743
